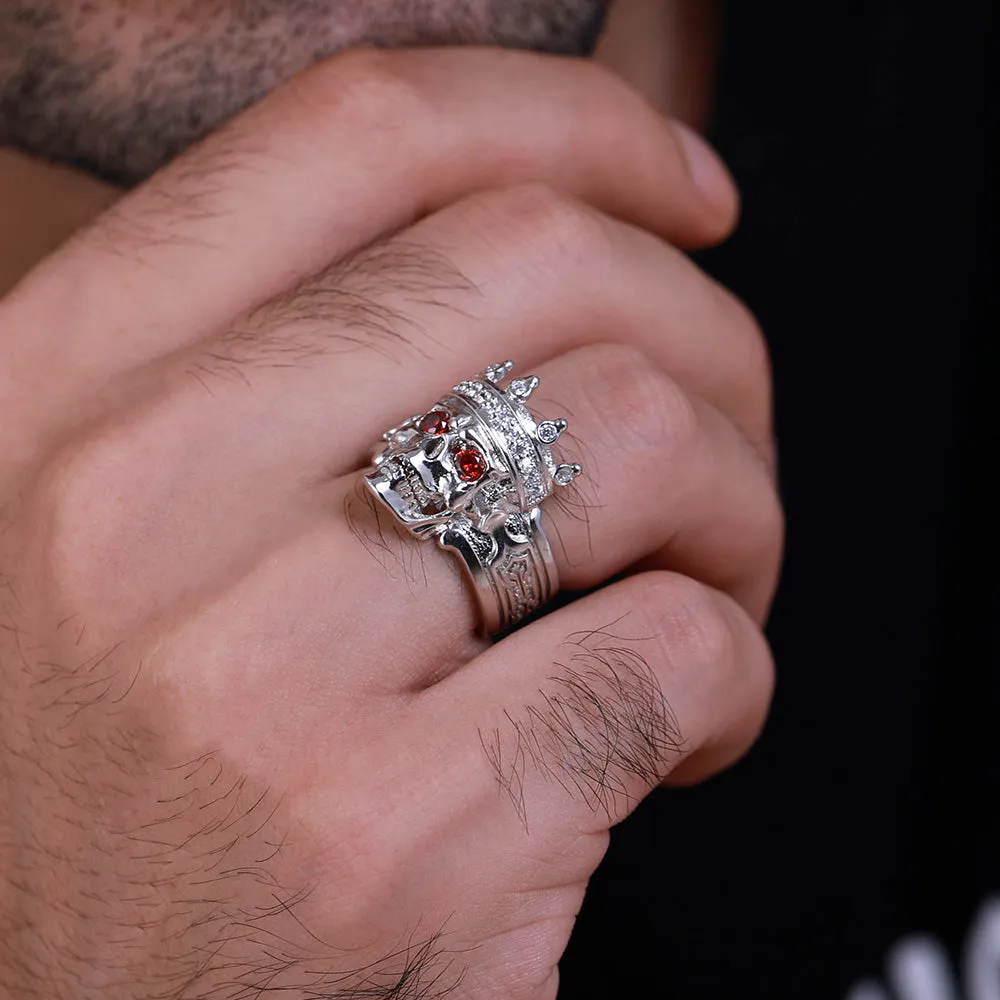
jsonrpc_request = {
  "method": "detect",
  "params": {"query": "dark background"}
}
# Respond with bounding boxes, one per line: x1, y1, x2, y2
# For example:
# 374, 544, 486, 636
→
560, 1, 998, 996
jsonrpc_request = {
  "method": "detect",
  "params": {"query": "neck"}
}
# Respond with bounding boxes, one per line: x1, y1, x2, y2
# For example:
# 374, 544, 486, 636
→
0, 149, 119, 296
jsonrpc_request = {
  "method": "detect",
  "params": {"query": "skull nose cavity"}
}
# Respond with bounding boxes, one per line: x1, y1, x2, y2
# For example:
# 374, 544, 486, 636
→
423, 436, 448, 461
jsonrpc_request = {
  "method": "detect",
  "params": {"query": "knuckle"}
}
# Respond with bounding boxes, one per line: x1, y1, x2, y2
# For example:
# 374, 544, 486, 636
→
632, 571, 775, 746
584, 344, 699, 456
731, 294, 771, 392
461, 183, 610, 272
23, 403, 176, 631
728, 422, 785, 570
31, 432, 138, 601
714, 284, 774, 422
744, 501, 786, 618
747, 640, 777, 733
632, 571, 738, 678
756, 478, 787, 565
289, 47, 426, 135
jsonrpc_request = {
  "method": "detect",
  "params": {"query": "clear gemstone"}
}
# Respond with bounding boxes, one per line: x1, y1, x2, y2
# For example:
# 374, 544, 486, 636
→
537, 421, 560, 444
484, 360, 514, 383
508, 376, 539, 399
554, 464, 581, 486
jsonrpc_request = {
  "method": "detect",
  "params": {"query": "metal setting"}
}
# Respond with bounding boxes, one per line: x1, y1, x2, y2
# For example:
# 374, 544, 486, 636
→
364, 361, 581, 634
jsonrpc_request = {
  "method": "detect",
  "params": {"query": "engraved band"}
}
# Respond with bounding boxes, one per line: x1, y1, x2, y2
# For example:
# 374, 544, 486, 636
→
363, 361, 580, 636
438, 507, 558, 634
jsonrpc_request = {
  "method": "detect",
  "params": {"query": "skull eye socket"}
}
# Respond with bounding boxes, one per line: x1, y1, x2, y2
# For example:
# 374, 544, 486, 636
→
452, 443, 489, 482
417, 409, 451, 435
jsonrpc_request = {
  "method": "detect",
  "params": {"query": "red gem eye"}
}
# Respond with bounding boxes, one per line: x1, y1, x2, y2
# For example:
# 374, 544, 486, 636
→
417, 409, 451, 435
453, 444, 488, 482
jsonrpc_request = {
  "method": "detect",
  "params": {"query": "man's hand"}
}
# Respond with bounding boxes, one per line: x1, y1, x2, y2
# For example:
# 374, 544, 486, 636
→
0, 48, 779, 999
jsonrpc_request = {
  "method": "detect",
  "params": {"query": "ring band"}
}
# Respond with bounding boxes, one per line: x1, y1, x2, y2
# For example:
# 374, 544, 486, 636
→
364, 361, 580, 635
438, 506, 558, 634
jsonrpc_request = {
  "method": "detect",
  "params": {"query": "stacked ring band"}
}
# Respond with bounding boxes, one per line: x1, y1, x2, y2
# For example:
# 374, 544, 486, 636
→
364, 361, 581, 634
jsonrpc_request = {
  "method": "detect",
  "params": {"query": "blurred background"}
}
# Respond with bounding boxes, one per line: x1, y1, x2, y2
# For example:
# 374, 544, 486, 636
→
563, 1, 998, 997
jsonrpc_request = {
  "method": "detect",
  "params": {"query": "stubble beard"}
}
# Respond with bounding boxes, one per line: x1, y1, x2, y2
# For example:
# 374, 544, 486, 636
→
0, 0, 609, 185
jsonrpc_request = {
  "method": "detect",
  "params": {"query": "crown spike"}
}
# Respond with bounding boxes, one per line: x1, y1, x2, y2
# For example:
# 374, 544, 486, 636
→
482, 360, 514, 384
536, 418, 567, 444
554, 463, 582, 487
508, 375, 539, 401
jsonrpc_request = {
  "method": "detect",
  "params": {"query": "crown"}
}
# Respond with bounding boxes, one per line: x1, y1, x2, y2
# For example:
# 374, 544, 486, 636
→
452, 361, 582, 503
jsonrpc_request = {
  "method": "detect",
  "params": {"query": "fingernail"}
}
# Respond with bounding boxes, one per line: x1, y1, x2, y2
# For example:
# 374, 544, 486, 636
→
673, 120, 739, 216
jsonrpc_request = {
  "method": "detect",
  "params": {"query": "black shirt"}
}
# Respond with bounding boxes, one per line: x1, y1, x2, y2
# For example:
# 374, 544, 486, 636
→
560, 1, 998, 996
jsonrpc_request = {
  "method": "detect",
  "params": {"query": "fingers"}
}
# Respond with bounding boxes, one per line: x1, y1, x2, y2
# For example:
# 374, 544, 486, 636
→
22, 186, 769, 637
324, 340, 779, 688
41, 330, 778, 666
182, 183, 767, 467
337, 340, 780, 631
2, 47, 736, 446
417, 571, 774, 835
527, 346, 783, 622
119, 187, 768, 577
320, 344, 780, 690
42, 335, 779, 705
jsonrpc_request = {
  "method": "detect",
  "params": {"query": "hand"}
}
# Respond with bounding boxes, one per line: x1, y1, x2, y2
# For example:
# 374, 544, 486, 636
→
0, 48, 779, 999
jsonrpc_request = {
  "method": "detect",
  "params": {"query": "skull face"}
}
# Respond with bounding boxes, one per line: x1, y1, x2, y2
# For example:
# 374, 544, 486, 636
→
366, 399, 517, 536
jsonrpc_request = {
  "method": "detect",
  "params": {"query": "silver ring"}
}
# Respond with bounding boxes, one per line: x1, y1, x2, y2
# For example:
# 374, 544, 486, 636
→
364, 361, 581, 634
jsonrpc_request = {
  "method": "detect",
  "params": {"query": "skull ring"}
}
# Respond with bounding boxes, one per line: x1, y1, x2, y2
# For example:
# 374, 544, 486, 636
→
364, 360, 582, 634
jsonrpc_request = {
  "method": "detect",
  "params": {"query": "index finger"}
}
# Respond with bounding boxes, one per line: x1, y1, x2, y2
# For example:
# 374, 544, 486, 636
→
0, 47, 736, 445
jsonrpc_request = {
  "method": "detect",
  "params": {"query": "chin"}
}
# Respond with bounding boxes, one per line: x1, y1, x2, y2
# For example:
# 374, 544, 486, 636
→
0, 0, 609, 185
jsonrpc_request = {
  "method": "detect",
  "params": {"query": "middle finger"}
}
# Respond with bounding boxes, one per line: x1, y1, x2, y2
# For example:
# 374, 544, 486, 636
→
180, 184, 770, 470
67, 188, 772, 635
153, 342, 780, 699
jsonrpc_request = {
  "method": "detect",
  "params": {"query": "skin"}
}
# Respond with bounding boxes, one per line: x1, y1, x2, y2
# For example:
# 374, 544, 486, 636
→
0, 0, 717, 295
0, 4, 779, 998
0, 0, 609, 185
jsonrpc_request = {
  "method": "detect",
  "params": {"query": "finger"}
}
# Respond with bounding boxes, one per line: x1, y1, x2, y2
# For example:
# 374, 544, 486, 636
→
177, 183, 769, 468
35, 186, 770, 642
416, 571, 774, 835
342, 341, 780, 628
43, 339, 778, 694
319, 345, 780, 693
45, 215, 777, 648
119, 185, 768, 575
523, 345, 783, 623
1, 47, 735, 437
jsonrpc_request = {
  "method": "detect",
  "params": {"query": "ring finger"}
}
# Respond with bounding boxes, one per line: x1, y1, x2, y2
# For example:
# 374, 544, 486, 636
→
60, 191, 773, 640
327, 342, 781, 677
156, 342, 781, 695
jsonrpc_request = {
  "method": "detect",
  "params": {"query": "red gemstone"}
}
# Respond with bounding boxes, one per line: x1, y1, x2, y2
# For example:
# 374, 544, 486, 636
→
453, 444, 488, 482
418, 409, 451, 435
